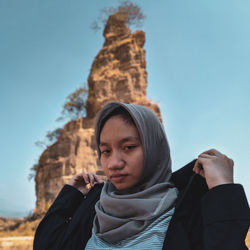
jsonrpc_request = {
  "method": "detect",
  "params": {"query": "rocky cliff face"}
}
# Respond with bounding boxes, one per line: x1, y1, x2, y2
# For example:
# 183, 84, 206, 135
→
35, 12, 161, 214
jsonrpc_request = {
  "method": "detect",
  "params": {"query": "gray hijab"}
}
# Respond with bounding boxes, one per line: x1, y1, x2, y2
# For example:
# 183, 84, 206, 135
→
93, 102, 178, 243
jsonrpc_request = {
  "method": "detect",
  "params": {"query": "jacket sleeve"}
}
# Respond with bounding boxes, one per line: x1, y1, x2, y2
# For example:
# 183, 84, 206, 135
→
33, 184, 85, 250
202, 184, 250, 250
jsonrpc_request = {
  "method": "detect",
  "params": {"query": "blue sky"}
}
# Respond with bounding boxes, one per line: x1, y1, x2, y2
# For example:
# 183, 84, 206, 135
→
0, 0, 249, 217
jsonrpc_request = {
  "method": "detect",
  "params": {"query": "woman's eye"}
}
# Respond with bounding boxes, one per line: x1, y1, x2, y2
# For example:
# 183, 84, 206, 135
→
124, 145, 136, 151
101, 149, 110, 155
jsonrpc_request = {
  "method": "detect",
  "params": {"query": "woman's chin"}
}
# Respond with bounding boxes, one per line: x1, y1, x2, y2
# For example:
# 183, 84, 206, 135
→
112, 181, 135, 191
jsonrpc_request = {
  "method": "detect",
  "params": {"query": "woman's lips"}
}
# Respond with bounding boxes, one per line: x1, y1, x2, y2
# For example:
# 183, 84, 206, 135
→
110, 174, 128, 182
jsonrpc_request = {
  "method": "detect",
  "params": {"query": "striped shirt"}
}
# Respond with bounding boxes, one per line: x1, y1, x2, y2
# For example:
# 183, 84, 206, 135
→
85, 207, 175, 250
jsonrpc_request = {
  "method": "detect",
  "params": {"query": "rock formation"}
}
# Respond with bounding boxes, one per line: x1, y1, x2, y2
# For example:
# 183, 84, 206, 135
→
34, 12, 161, 214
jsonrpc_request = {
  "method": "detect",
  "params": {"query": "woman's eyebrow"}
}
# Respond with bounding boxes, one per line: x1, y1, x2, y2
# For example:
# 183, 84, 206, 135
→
99, 142, 108, 147
99, 136, 140, 147
120, 136, 140, 143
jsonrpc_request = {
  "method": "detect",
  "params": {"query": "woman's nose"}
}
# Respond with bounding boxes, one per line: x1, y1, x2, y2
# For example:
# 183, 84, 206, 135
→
107, 151, 124, 170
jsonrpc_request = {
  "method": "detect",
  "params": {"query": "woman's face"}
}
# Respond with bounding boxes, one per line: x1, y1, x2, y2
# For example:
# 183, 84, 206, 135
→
99, 115, 144, 190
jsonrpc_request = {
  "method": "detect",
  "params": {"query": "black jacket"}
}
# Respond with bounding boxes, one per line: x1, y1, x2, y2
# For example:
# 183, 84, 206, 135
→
34, 160, 250, 250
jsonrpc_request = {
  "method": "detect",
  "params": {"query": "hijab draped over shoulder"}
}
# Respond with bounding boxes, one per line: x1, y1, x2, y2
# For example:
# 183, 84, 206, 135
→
93, 102, 178, 244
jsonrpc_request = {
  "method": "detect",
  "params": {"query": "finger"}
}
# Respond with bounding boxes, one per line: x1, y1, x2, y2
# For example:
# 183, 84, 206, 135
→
193, 159, 200, 172
193, 159, 205, 178
200, 149, 222, 157
193, 159, 203, 173
193, 165, 199, 174
88, 173, 95, 187
194, 157, 207, 168
193, 165, 205, 178
82, 173, 90, 185
198, 153, 215, 159
93, 174, 104, 184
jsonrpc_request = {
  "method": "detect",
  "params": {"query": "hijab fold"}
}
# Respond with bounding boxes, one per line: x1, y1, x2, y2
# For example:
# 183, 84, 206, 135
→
93, 102, 178, 243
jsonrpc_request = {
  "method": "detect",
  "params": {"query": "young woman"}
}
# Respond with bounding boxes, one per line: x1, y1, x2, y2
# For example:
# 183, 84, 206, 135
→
34, 102, 250, 250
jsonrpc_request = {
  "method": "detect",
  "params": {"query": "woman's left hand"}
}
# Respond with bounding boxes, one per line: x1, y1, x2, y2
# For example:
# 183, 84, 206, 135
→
193, 149, 234, 190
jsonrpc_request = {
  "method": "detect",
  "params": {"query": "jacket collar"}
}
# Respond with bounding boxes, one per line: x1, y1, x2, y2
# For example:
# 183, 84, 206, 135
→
171, 159, 197, 190
171, 159, 209, 211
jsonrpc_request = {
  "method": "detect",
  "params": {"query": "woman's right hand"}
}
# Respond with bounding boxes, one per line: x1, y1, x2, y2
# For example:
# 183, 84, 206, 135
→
68, 172, 104, 195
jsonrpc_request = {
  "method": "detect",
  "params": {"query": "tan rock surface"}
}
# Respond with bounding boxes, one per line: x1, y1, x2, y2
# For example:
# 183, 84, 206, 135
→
34, 12, 161, 214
